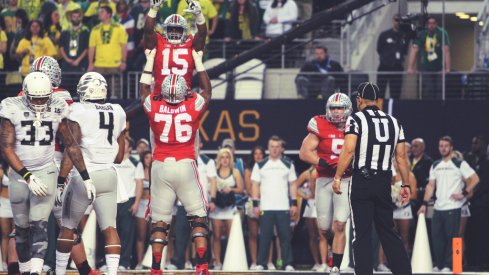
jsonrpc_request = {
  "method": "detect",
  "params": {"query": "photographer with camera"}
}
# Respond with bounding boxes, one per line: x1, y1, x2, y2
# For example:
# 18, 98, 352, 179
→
376, 14, 408, 99
407, 16, 451, 99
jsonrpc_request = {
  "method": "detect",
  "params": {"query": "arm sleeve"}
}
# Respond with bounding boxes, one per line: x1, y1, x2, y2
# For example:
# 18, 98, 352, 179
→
345, 115, 359, 135
460, 161, 476, 179
288, 163, 297, 182
206, 159, 217, 178
250, 163, 260, 182
134, 162, 144, 179
443, 29, 450, 47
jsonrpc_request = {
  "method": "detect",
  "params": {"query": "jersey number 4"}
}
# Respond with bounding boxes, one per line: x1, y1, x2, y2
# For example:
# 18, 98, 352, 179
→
161, 48, 189, 75
20, 121, 53, 146
99, 112, 114, 145
154, 113, 192, 143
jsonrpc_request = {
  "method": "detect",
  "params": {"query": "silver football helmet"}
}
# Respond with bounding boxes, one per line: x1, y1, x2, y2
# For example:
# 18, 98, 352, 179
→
326, 92, 352, 123
162, 74, 187, 104
163, 14, 188, 45
77, 72, 108, 102
23, 72, 53, 113
30, 56, 62, 88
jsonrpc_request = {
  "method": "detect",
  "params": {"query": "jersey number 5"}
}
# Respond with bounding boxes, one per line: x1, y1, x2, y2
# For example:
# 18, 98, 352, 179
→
161, 48, 189, 75
154, 113, 192, 143
331, 138, 343, 158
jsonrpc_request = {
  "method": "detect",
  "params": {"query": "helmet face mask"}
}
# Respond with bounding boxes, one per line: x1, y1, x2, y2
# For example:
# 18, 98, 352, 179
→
325, 93, 352, 124
162, 74, 187, 104
163, 14, 188, 45
77, 72, 108, 103
23, 72, 53, 113
30, 56, 62, 88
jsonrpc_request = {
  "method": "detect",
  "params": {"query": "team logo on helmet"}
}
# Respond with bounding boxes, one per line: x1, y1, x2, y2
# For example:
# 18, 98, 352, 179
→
163, 14, 188, 45
30, 56, 62, 88
77, 72, 108, 102
325, 92, 352, 123
162, 74, 187, 104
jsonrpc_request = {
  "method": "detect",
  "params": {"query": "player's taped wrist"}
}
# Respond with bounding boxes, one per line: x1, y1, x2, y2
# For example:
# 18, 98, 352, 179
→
57, 176, 66, 187
194, 60, 205, 72
79, 170, 90, 181
195, 13, 205, 25
18, 167, 31, 181
400, 184, 410, 190
140, 58, 155, 85
148, 7, 158, 18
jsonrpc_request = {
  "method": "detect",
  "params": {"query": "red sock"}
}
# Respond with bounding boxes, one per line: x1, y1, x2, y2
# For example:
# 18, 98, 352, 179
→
152, 252, 162, 270
196, 247, 207, 265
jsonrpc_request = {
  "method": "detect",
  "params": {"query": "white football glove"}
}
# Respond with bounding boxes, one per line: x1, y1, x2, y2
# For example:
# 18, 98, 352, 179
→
27, 175, 48, 197
184, 0, 205, 25
150, 0, 164, 9
54, 184, 65, 207
84, 179, 96, 203
192, 49, 205, 72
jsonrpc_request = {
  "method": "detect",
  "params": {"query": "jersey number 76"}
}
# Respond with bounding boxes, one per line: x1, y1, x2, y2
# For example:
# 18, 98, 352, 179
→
154, 113, 192, 143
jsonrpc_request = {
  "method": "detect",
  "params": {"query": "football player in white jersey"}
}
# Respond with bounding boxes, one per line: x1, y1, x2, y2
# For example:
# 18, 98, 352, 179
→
0, 72, 94, 275
55, 72, 126, 275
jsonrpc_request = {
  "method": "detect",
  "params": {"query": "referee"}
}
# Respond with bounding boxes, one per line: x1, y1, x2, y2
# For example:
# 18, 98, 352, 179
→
333, 82, 412, 275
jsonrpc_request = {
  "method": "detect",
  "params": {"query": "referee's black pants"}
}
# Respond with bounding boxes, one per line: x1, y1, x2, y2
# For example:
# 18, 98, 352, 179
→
350, 170, 411, 275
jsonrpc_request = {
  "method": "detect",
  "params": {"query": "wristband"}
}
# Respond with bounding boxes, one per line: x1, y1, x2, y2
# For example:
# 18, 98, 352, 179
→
318, 158, 328, 169
333, 177, 341, 183
79, 170, 90, 181
139, 74, 152, 85
462, 190, 468, 196
291, 199, 297, 207
422, 201, 429, 207
196, 13, 205, 25
148, 7, 158, 18
194, 60, 205, 72
18, 167, 31, 180
57, 176, 66, 187
211, 197, 216, 203
252, 200, 259, 207
401, 184, 410, 190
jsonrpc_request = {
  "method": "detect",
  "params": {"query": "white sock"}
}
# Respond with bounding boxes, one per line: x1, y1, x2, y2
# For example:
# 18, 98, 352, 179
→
106, 254, 120, 275
19, 261, 31, 273
30, 258, 44, 274
55, 251, 71, 275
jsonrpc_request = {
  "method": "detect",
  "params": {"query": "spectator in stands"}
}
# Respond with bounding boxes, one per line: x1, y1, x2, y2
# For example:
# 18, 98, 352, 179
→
8, 9, 28, 72
59, 8, 89, 71
158, 0, 179, 22
135, 138, 150, 156
418, 136, 479, 272
58, 0, 81, 30
115, 136, 137, 270
224, 0, 260, 41
295, 46, 343, 99
15, 20, 57, 76
18, 0, 42, 20
85, 0, 116, 28
209, 148, 243, 270
177, 0, 218, 38
0, 23, 8, 71
262, 0, 297, 37
1, 0, 20, 71
88, 6, 127, 97
376, 14, 408, 99
407, 16, 451, 99
130, 0, 151, 70
464, 136, 489, 270
410, 138, 433, 210
44, 9, 62, 50
117, 1, 135, 68
222, 138, 245, 176
211, 0, 230, 39
134, 150, 152, 269
251, 135, 297, 271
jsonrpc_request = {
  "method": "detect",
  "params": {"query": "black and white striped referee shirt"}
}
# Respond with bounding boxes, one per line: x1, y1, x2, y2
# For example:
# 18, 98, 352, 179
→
345, 105, 406, 171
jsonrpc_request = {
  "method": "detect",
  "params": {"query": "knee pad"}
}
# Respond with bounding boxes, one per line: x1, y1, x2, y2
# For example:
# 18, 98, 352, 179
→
14, 225, 30, 262
30, 220, 48, 259
150, 223, 170, 246
187, 216, 209, 241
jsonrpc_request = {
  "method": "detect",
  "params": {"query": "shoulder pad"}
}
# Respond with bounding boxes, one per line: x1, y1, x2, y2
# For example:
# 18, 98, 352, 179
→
257, 157, 269, 169
451, 157, 463, 168
307, 117, 319, 135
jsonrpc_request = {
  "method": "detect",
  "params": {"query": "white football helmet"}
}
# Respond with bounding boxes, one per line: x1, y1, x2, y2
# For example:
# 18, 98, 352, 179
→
23, 72, 53, 113
77, 72, 108, 102
163, 14, 188, 45
30, 56, 62, 88
326, 92, 352, 123
162, 74, 187, 104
